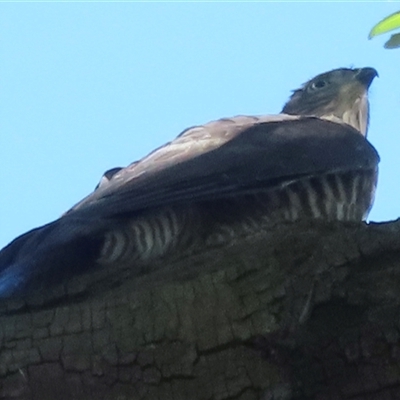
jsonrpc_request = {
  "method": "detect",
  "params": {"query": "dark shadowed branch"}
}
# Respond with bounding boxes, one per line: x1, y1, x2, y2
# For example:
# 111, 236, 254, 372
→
1, 219, 400, 400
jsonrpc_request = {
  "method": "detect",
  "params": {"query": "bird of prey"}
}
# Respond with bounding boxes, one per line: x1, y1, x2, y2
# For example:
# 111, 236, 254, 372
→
0, 67, 379, 298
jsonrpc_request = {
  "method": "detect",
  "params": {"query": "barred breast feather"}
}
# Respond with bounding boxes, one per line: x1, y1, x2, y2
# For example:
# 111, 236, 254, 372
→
208, 169, 377, 242
97, 207, 200, 265
97, 169, 377, 265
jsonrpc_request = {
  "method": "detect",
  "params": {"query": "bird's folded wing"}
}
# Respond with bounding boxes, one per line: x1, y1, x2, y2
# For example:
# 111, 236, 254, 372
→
69, 115, 290, 211
67, 115, 379, 220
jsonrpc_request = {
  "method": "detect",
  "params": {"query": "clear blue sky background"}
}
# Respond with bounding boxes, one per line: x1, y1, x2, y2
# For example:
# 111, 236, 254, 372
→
1, 3, 399, 249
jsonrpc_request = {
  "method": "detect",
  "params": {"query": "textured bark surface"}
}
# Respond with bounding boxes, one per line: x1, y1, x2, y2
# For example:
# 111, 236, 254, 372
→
1, 219, 400, 400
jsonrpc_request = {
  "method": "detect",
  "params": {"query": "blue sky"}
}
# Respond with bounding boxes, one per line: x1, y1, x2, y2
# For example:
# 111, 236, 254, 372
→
1, 3, 399, 249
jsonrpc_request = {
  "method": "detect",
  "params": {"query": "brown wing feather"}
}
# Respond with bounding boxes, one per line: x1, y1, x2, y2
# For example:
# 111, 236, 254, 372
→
65, 116, 378, 220
69, 114, 314, 212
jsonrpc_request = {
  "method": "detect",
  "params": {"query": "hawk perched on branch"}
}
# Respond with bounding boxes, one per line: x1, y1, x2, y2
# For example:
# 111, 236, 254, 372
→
0, 67, 379, 298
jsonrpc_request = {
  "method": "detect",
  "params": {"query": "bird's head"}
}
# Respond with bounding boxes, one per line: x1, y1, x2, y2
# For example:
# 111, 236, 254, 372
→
281, 67, 378, 136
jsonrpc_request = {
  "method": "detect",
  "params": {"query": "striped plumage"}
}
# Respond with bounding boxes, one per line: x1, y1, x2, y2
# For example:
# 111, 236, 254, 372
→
0, 67, 379, 297
98, 207, 200, 265
97, 169, 377, 266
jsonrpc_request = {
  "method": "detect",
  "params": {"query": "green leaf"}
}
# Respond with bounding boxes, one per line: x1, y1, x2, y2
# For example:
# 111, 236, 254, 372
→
369, 11, 400, 39
384, 32, 400, 49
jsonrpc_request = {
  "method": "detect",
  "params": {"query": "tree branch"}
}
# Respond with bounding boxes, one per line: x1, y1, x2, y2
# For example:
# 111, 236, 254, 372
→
1, 219, 400, 400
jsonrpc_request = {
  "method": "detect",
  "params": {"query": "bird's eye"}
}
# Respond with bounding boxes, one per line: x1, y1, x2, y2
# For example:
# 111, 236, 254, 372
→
309, 80, 328, 91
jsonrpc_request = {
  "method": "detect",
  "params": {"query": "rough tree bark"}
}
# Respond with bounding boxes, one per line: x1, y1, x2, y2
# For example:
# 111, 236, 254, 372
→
1, 219, 400, 400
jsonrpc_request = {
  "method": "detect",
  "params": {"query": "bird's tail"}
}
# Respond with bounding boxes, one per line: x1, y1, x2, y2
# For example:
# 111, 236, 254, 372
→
0, 218, 104, 298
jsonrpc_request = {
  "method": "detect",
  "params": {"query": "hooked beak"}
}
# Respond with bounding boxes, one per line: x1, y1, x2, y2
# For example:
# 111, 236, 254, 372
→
355, 67, 378, 88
